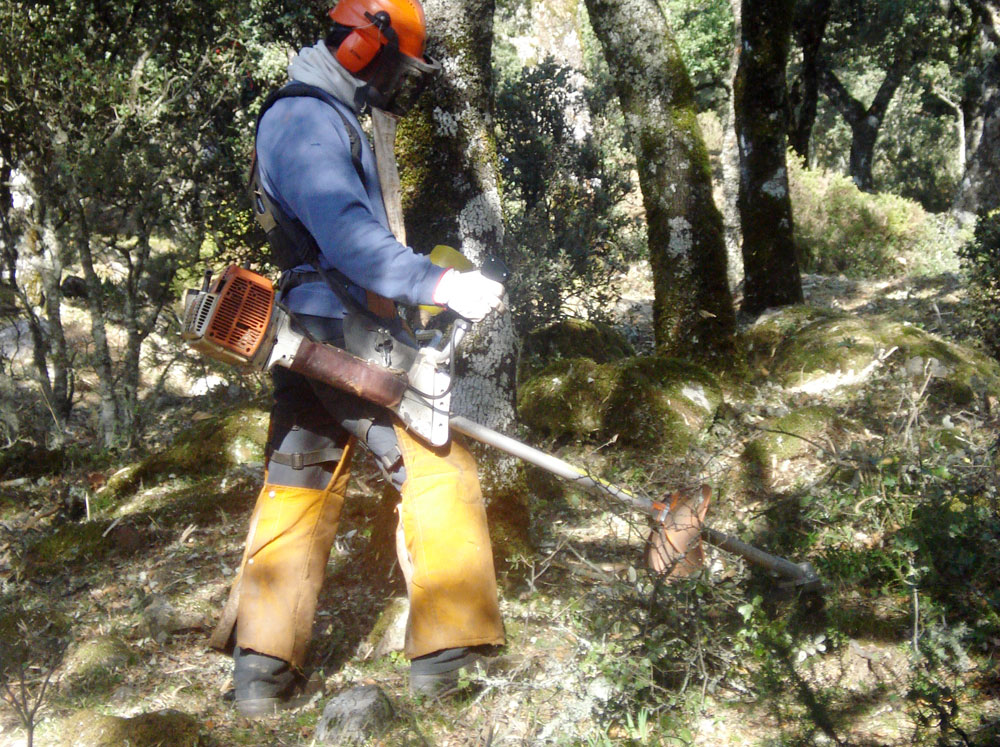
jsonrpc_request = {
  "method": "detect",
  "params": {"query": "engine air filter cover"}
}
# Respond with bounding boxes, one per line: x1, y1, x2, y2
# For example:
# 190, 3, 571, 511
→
182, 265, 276, 367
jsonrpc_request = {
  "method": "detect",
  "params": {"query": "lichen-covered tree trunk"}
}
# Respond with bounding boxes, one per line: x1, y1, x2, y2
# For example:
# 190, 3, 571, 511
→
583, 0, 736, 358
722, 0, 744, 291
17, 187, 74, 435
734, 0, 803, 316
395, 0, 515, 432
955, 6, 1000, 218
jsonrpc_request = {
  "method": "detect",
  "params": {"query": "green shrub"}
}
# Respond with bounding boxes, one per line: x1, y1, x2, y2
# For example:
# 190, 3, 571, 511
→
958, 210, 1000, 359
494, 56, 643, 335
788, 154, 964, 278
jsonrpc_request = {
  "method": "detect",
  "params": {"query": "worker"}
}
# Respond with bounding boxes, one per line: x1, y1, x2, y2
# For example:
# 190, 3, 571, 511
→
209, 0, 506, 717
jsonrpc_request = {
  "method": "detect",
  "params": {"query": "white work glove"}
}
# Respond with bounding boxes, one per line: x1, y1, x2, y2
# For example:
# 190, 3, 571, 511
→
432, 268, 504, 323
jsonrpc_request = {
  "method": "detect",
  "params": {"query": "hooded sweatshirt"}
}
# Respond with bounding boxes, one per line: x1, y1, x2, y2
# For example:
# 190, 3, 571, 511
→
255, 41, 445, 318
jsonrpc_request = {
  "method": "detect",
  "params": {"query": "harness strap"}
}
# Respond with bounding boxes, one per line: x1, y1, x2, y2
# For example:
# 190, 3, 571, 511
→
249, 83, 398, 321
254, 82, 365, 183
269, 446, 345, 470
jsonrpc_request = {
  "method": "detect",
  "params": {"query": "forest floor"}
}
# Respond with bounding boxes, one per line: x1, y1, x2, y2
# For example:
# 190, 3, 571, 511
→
1, 267, 999, 746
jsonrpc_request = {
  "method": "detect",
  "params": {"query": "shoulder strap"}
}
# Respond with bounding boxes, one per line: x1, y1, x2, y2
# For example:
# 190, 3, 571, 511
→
248, 83, 396, 323
255, 81, 365, 185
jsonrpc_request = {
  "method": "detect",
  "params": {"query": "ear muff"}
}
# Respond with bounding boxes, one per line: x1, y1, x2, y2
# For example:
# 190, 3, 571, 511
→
336, 28, 383, 73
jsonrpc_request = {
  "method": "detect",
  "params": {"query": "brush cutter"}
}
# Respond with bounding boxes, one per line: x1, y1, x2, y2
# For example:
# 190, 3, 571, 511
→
181, 264, 822, 591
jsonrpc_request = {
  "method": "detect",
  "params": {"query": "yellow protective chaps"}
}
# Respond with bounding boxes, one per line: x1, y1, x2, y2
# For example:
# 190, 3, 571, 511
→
394, 425, 505, 658
210, 438, 354, 667
211, 424, 504, 667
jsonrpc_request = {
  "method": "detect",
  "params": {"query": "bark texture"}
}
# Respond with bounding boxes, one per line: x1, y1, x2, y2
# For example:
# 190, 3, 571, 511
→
956, 2, 1000, 217
396, 0, 516, 431
734, 0, 803, 316
584, 0, 736, 358
721, 0, 744, 291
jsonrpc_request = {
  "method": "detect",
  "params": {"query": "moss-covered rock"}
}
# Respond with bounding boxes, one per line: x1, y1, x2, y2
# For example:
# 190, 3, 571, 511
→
100, 403, 268, 500
746, 306, 841, 366
603, 357, 722, 451
741, 406, 844, 495
58, 709, 205, 746
64, 635, 131, 684
357, 596, 409, 660
748, 307, 1000, 405
518, 319, 635, 384
20, 520, 127, 577
517, 358, 617, 439
517, 354, 722, 455
750, 406, 840, 462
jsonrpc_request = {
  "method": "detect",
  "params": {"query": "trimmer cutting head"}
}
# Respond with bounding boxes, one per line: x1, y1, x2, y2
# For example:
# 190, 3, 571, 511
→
646, 484, 711, 580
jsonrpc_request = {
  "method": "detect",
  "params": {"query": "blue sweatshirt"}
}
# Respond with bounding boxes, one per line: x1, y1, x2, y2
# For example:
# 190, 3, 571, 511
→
255, 94, 446, 318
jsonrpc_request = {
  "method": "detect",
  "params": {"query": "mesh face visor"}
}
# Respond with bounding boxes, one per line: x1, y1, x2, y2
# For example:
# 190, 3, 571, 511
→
382, 52, 440, 116
366, 42, 440, 117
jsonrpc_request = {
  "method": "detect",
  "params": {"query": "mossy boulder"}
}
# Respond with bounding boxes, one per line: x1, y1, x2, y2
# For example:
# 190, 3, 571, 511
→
101, 402, 268, 499
748, 406, 841, 463
518, 319, 635, 384
64, 636, 131, 685
517, 358, 616, 438
20, 520, 128, 577
746, 306, 841, 366
603, 357, 722, 451
742, 406, 845, 492
748, 307, 1000, 405
517, 354, 722, 455
58, 709, 205, 746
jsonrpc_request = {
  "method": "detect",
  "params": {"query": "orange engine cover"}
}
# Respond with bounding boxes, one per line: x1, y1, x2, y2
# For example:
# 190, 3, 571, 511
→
205, 266, 274, 359
183, 265, 276, 366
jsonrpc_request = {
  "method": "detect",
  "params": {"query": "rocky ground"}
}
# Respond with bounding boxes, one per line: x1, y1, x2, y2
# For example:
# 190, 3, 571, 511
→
1, 267, 999, 746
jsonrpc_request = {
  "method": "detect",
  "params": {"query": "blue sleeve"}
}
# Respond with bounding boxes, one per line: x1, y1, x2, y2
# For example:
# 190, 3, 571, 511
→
255, 97, 445, 306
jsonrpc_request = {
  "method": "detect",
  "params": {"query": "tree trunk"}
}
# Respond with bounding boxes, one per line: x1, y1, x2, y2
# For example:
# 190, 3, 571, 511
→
583, 0, 736, 358
16, 188, 73, 435
818, 62, 905, 192
721, 0, 744, 291
734, 0, 803, 316
955, 63, 1000, 217
928, 86, 966, 177
788, 0, 831, 160
955, 8, 1000, 218
38, 223, 72, 423
397, 0, 516, 433
75, 213, 120, 448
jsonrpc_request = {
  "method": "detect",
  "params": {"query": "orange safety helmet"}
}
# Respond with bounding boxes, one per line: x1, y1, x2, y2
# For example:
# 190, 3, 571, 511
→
328, 0, 440, 115
330, 0, 429, 73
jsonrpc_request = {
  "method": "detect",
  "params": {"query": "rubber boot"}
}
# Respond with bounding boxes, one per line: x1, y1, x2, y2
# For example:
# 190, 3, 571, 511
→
233, 647, 319, 717
408, 646, 487, 697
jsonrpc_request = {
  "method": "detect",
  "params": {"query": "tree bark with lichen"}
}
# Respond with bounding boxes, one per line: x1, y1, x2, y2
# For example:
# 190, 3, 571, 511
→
394, 0, 516, 432
583, 0, 736, 359
955, 0, 1000, 218
734, 0, 803, 317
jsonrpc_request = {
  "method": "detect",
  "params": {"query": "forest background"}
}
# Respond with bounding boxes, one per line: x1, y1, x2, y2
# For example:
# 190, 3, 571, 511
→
2, 0, 1000, 744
